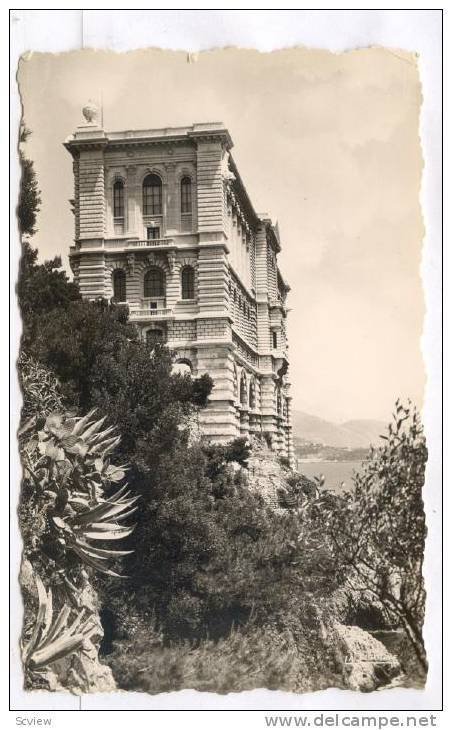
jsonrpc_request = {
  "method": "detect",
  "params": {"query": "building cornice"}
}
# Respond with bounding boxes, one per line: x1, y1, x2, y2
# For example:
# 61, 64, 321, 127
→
261, 218, 282, 253
64, 122, 233, 157
227, 155, 260, 230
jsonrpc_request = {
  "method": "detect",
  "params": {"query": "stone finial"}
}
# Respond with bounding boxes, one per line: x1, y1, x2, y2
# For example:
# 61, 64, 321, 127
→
82, 100, 99, 125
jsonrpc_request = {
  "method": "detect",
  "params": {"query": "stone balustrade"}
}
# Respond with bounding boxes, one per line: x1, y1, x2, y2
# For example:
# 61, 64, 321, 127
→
72, 237, 175, 252
129, 307, 173, 320
125, 238, 174, 249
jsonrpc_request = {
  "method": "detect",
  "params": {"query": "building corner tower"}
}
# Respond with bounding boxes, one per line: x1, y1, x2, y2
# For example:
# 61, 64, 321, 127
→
65, 107, 294, 467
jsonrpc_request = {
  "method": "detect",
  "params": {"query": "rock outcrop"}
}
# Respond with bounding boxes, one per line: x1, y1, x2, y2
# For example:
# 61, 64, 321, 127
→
330, 623, 402, 692
246, 438, 291, 508
20, 560, 116, 694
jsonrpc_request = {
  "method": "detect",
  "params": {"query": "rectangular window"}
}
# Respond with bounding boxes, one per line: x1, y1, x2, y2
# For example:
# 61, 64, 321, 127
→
144, 268, 165, 298
113, 182, 124, 219
147, 227, 160, 240
181, 177, 192, 214
272, 331, 278, 349
112, 270, 126, 302
181, 266, 195, 300
143, 182, 162, 216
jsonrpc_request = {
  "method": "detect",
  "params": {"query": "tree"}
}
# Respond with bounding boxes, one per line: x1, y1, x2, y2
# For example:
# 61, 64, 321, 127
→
18, 242, 81, 347
28, 299, 213, 468
107, 443, 304, 641
17, 126, 41, 237
329, 402, 428, 671
16, 235, 355, 677
16, 126, 80, 346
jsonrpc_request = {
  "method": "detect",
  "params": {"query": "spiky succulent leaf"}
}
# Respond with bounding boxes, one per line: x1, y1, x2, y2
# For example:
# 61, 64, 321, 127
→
23, 574, 48, 662
79, 416, 107, 441
42, 604, 71, 645
88, 426, 117, 445
24, 571, 99, 672
29, 628, 96, 669
70, 546, 127, 577
71, 409, 97, 436
82, 525, 136, 540
74, 539, 133, 559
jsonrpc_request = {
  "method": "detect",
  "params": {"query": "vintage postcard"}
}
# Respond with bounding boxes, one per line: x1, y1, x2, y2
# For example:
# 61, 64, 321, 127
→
9, 8, 443, 720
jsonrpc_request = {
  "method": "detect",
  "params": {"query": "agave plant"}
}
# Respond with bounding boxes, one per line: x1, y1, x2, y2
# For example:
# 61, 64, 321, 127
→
52, 483, 138, 577
40, 409, 124, 476
22, 574, 97, 672
24, 409, 128, 502
22, 407, 138, 579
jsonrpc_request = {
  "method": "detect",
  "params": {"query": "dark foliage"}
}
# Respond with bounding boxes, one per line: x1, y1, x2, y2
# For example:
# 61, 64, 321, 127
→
17, 127, 41, 236
326, 403, 428, 671
16, 169, 427, 690
18, 242, 81, 347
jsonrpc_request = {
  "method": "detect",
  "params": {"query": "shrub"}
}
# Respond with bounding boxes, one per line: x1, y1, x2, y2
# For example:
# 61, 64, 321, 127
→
18, 352, 66, 424
327, 402, 428, 672
18, 242, 80, 350
19, 407, 136, 585
18, 358, 136, 690
105, 621, 332, 695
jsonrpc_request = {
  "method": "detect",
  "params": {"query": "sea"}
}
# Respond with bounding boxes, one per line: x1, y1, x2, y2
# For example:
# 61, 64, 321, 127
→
296, 459, 364, 493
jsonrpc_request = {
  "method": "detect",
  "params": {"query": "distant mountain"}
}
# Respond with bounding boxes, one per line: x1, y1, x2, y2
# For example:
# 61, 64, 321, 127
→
292, 411, 386, 449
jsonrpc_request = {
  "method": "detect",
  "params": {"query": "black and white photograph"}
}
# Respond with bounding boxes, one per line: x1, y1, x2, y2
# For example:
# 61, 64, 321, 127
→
9, 8, 444, 720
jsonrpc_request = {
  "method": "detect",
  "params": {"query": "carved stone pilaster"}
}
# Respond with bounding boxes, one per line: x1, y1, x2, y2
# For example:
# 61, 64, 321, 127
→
126, 253, 135, 274
167, 251, 176, 273
126, 165, 138, 236
164, 162, 177, 231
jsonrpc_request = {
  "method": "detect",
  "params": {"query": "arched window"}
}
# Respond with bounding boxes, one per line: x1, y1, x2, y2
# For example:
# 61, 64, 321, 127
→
181, 265, 195, 300
282, 398, 288, 419
112, 269, 126, 302
146, 328, 164, 347
276, 388, 282, 415
113, 180, 125, 219
144, 267, 165, 298
143, 174, 162, 216
180, 176, 192, 214
172, 359, 192, 377
249, 380, 256, 409
240, 373, 248, 406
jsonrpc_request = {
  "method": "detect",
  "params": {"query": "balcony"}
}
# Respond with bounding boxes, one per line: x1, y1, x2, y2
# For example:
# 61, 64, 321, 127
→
125, 238, 174, 250
71, 236, 183, 254
129, 307, 173, 322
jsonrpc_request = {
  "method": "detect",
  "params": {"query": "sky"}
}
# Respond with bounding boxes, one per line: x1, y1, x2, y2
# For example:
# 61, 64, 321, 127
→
17, 47, 425, 424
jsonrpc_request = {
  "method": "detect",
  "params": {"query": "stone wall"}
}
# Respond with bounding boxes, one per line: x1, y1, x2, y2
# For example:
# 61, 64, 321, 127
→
66, 123, 293, 462
77, 150, 106, 240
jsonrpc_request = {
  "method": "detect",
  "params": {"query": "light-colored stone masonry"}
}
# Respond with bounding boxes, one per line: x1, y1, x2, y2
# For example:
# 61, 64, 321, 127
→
65, 113, 294, 466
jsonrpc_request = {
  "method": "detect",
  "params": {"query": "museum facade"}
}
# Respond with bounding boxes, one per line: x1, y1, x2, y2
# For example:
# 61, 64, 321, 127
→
65, 111, 294, 464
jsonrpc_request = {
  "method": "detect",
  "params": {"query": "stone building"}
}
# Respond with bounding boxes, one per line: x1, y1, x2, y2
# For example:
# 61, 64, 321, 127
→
65, 108, 294, 465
